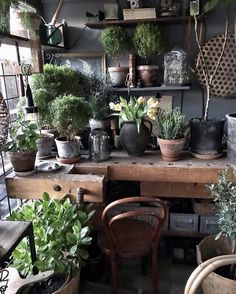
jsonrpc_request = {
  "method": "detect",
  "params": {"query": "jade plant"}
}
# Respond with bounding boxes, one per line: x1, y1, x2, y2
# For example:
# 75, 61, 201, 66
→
156, 108, 185, 140
31, 64, 86, 128
8, 192, 94, 277
99, 26, 130, 67
133, 23, 165, 64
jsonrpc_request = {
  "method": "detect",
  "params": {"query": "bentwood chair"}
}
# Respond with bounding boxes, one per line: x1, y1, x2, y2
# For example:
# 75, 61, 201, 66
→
98, 196, 167, 294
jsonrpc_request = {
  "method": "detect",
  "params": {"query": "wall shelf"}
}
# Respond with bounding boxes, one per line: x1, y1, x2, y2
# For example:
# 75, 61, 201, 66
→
109, 86, 191, 92
0, 33, 29, 45
85, 16, 192, 29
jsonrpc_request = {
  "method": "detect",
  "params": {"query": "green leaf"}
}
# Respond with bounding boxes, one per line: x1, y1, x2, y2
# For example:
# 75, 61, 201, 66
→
203, 0, 219, 13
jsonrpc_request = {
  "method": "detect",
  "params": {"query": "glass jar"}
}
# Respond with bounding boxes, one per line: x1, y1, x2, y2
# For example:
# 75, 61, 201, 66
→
163, 48, 189, 86
89, 128, 110, 162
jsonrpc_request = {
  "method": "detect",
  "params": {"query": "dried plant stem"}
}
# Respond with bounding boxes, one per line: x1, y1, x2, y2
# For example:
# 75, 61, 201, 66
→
194, 16, 229, 121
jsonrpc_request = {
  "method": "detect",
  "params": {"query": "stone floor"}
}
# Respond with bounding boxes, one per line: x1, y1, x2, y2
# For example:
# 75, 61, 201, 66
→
80, 239, 203, 294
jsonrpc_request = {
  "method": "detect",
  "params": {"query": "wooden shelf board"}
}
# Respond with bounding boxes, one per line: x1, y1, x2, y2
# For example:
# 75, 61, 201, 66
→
0, 33, 29, 42
109, 86, 191, 92
85, 16, 191, 29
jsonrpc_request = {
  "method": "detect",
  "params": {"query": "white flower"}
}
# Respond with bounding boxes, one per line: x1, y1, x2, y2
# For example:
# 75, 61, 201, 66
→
147, 97, 159, 109
113, 103, 121, 111
137, 96, 145, 104
109, 102, 115, 110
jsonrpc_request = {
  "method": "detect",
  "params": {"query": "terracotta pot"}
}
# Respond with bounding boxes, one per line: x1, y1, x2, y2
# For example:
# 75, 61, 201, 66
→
53, 274, 80, 294
108, 67, 129, 87
157, 136, 185, 161
119, 121, 152, 156
8, 150, 37, 172
137, 65, 159, 87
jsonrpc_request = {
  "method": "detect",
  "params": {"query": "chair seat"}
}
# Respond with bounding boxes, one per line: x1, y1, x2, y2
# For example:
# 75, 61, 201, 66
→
98, 219, 153, 258
0, 221, 32, 261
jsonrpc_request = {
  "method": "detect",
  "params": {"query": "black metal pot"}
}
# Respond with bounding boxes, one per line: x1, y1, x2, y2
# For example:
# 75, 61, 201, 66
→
189, 118, 225, 155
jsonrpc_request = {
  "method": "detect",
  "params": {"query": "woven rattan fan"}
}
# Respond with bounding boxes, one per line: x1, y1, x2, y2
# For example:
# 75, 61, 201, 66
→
0, 92, 9, 147
195, 33, 236, 98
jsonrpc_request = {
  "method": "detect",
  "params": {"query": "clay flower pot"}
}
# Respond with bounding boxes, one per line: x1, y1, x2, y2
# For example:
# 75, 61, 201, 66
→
157, 136, 185, 161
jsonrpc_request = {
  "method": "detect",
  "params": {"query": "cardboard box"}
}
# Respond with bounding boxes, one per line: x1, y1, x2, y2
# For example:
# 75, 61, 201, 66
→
123, 8, 156, 20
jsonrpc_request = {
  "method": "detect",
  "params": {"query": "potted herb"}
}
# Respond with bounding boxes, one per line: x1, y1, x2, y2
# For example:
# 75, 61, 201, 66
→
4, 119, 39, 173
31, 64, 86, 131
109, 96, 159, 156
189, 0, 232, 158
133, 23, 165, 87
99, 26, 129, 87
156, 108, 186, 161
196, 167, 236, 293
50, 94, 90, 163
8, 192, 94, 293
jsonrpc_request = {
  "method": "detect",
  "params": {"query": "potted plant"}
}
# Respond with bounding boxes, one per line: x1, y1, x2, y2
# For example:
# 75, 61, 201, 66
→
196, 167, 236, 293
189, 0, 231, 158
156, 107, 186, 161
109, 96, 159, 156
0, 0, 19, 34
50, 94, 90, 163
133, 23, 165, 87
8, 192, 94, 293
99, 26, 129, 87
4, 119, 39, 173
31, 64, 86, 132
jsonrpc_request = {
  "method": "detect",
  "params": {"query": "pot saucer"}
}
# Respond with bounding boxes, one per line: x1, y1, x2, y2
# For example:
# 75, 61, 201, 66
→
56, 156, 80, 164
37, 161, 61, 172
14, 169, 37, 177
37, 154, 52, 160
190, 151, 223, 160
161, 155, 180, 162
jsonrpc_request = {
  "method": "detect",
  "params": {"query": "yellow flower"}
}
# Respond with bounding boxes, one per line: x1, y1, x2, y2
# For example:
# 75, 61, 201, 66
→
137, 96, 145, 104
147, 97, 159, 109
147, 109, 157, 120
113, 103, 121, 111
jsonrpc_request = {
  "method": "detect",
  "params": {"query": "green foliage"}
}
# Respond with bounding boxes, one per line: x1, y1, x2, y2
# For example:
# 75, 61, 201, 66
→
4, 119, 39, 152
31, 64, 86, 128
0, 0, 19, 32
156, 108, 185, 140
50, 95, 90, 140
8, 192, 94, 277
84, 71, 112, 120
110, 96, 159, 133
99, 26, 129, 66
133, 23, 165, 63
203, 0, 234, 14
209, 168, 236, 242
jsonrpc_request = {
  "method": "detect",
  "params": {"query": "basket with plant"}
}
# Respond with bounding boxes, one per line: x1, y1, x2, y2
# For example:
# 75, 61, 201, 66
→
156, 107, 186, 161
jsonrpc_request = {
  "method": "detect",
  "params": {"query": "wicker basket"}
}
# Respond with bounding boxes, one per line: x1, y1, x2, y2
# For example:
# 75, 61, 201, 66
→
197, 235, 236, 294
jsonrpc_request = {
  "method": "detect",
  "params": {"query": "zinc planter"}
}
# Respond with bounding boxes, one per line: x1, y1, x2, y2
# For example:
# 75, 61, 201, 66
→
137, 65, 159, 87
189, 119, 225, 157
157, 136, 185, 161
226, 113, 236, 161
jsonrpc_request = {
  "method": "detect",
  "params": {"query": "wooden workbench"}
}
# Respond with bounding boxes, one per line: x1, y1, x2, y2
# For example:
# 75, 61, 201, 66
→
5, 151, 233, 202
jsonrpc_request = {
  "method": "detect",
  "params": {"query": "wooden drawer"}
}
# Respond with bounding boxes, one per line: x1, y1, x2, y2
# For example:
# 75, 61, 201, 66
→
199, 215, 219, 234
170, 213, 199, 232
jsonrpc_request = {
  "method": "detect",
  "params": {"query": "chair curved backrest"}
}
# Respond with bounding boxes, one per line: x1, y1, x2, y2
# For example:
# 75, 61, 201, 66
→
101, 196, 167, 257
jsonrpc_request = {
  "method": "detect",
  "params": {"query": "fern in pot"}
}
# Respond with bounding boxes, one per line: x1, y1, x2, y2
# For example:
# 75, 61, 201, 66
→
133, 23, 165, 87
50, 94, 90, 163
156, 107, 186, 161
8, 192, 94, 293
100, 26, 130, 87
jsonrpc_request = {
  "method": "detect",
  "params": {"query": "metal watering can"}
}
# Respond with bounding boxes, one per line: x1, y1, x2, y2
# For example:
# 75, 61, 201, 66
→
40, 23, 63, 46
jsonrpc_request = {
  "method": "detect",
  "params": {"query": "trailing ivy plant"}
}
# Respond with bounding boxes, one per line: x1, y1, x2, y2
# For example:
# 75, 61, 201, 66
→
156, 108, 185, 140
8, 193, 94, 277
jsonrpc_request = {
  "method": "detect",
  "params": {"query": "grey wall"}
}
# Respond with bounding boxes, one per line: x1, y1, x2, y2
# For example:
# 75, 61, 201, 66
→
41, 0, 236, 122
